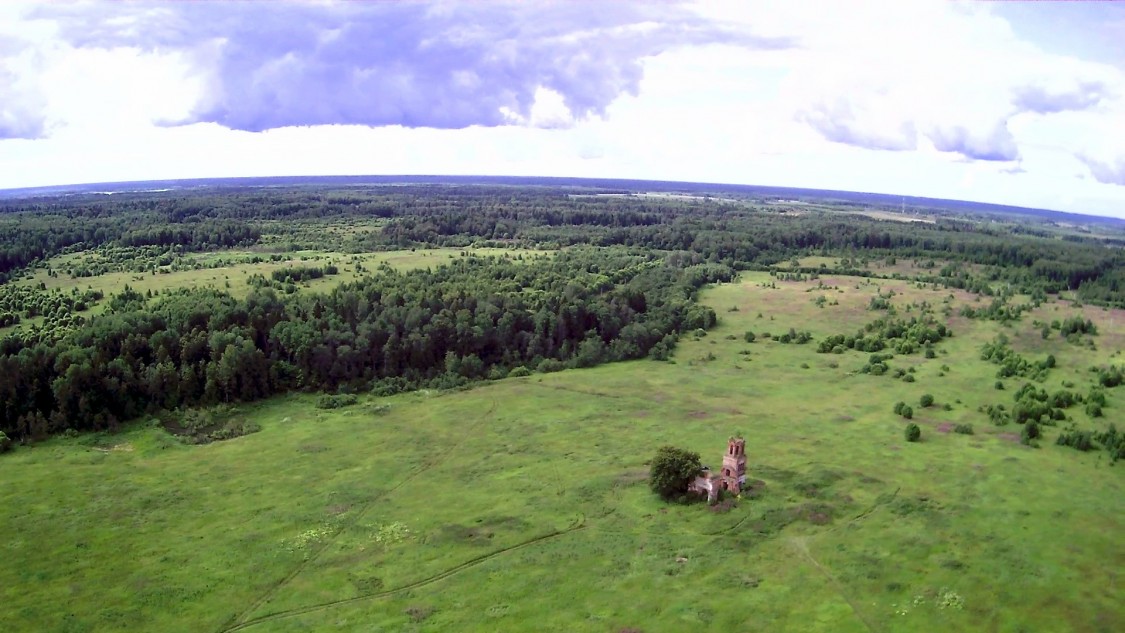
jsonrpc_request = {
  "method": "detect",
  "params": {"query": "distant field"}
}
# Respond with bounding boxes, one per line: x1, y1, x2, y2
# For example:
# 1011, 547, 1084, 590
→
773, 255, 986, 279
1, 270, 1120, 632
13, 245, 551, 301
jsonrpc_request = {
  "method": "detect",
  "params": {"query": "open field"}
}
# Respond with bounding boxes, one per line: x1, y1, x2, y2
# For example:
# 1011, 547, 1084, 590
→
17, 247, 552, 301
1, 272, 1122, 632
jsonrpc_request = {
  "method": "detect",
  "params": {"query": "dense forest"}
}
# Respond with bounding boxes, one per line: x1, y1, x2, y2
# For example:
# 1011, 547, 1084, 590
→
1, 183, 1123, 442
0, 248, 728, 439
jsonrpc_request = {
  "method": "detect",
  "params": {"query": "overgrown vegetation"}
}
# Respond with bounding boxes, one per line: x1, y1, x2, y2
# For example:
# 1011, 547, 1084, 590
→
648, 445, 703, 499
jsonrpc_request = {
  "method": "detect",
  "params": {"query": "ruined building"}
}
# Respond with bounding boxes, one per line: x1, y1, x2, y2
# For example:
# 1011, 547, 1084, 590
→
688, 437, 748, 503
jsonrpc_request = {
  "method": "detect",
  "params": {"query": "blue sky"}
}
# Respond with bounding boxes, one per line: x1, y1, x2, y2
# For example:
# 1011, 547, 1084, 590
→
1, 1, 1124, 217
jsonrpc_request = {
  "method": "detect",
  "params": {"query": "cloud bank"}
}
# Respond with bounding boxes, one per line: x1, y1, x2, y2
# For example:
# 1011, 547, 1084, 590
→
1081, 155, 1125, 186
36, 1, 786, 132
3, 1, 1125, 214
0, 29, 47, 139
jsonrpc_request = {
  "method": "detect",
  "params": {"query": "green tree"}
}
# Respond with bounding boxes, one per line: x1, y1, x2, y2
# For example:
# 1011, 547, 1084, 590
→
920, 394, 934, 408
905, 423, 921, 442
648, 445, 702, 499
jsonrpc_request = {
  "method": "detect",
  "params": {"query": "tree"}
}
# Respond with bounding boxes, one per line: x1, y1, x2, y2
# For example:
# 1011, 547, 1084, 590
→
905, 423, 921, 442
0, 430, 11, 453
648, 445, 702, 499
902, 406, 914, 420
920, 394, 934, 408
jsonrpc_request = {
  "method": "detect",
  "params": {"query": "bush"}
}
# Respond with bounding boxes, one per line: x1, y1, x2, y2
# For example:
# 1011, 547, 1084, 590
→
953, 424, 974, 435
902, 374, 915, 383
901, 406, 914, 420
316, 394, 358, 409
893, 401, 906, 415
649, 446, 703, 499
0, 431, 11, 453
1056, 430, 1094, 452
905, 423, 921, 442
1021, 421, 1040, 445
508, 366, 531, 378
743, 331, 756, 343
537, 358, 565, 373
920, 394, 934, 408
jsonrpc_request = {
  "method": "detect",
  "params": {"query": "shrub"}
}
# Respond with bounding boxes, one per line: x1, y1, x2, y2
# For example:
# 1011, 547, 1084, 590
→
0, 431, 11, 453
508, 366, 531, 378
902, 374, 915, 383
920, 394, 934, 407
1021, 421, 1040, 445
1056, 430, 1094, 452
537, 358, 565, 373
901, 406, 914, 420
904, 423, 921, 442
893, 401, 906, 415
316, 394, 358, 409
743, 331, 756, 343
649, 446, 703, 499
953, 424, 974, 435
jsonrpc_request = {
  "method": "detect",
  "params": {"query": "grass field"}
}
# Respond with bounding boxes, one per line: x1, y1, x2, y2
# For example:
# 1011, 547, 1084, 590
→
18, 246, 552, 301
1, 271, 1121, 632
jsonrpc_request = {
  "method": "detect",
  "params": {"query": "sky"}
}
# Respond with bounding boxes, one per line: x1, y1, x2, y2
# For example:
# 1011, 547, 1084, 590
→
1, 1, 1124, 217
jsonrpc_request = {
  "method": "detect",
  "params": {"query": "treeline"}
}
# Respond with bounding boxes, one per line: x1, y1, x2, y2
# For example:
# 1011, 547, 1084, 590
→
118, 221, 259, 249
3, 185, 1125, 305
0, 211, 260, 281
0, 250, 730, 440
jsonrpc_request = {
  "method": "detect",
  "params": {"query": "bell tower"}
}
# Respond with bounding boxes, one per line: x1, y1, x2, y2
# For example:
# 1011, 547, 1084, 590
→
720, 437, 747, 494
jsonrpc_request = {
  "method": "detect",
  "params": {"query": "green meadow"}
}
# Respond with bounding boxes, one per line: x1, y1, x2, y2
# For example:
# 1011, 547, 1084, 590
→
18, 246, 552, 301
2, 271, 1122, 632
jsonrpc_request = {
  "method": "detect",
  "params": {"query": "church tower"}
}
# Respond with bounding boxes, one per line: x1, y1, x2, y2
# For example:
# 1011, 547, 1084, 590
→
720, 437, 747, 494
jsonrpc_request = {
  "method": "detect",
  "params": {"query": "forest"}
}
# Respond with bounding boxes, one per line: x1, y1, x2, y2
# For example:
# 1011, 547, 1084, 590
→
1, 182, 1123, 443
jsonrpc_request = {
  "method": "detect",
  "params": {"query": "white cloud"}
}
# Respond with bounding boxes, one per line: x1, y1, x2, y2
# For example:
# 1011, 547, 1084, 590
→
1, 0, 1125, 217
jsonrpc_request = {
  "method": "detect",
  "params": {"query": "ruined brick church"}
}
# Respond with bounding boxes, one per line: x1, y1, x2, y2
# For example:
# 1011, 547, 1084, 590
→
688, 437, 748, 503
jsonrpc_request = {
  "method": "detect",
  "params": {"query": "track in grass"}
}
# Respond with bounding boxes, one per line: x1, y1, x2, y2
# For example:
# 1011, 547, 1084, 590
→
217, 398, 500, 632
790, 536, 879, 633
223, 517, 587, 632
